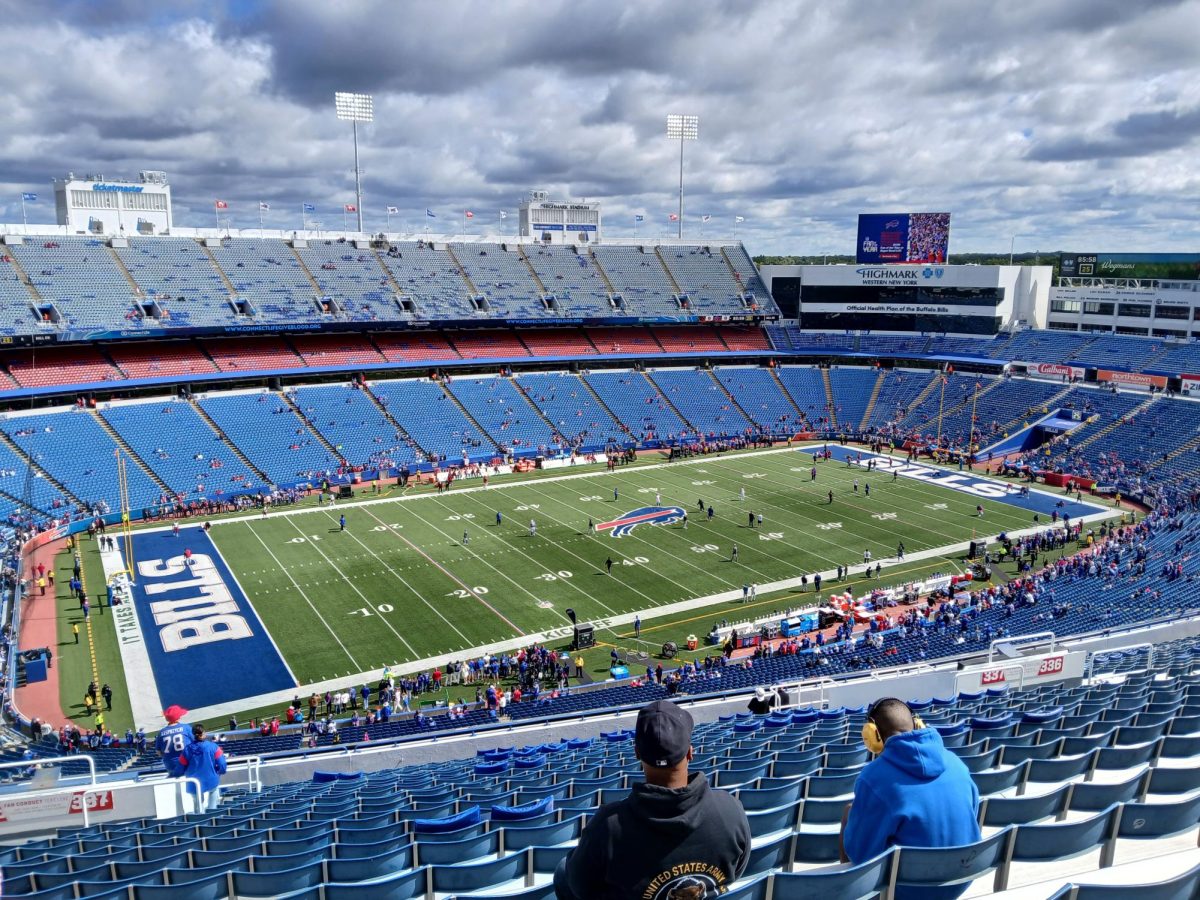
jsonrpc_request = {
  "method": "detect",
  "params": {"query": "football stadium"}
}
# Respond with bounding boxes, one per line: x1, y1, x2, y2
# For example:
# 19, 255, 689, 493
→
1, 5, 1199, 899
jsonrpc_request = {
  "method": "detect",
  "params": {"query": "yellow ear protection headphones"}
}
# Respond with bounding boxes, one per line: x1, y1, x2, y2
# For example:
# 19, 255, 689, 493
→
861, 698, 926, 755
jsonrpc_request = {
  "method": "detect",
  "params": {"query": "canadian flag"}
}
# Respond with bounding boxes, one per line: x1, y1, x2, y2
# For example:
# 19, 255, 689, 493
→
344, 204, 357, 212
669, 213, 679, 221
214, 200, 228, 209
465, 210, 474, 218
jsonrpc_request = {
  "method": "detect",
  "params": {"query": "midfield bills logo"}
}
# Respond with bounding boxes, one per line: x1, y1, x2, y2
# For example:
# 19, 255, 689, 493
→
596, 506, 685, 537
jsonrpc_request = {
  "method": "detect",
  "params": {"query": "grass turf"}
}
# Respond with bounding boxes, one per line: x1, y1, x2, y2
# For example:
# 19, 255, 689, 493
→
208, 447, 1039, 686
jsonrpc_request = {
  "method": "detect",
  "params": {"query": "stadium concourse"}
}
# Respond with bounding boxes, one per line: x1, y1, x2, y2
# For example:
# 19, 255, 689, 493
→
0, 232, 1198, 898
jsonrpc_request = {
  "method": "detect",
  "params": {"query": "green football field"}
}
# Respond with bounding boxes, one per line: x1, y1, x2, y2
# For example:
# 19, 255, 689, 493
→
205, 446, 1040, 685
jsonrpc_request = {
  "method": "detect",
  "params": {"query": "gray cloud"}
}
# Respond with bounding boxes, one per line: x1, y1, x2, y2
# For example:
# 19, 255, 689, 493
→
0, 0, 1197, 255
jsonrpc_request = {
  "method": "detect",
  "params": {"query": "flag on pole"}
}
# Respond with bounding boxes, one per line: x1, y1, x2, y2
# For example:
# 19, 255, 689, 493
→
499, 211, 507, 219
386, 206, 399, 214
701, 215, 711, 222
215, 200, 228, 209
303, 203, 316, 212
634, 215, 645, 222
21, 193, 36, 202
344, 204, 357, 212
669, 213, 679, 221
735, 216, 745, 223
426, 209, 436, 218
464, 210, 474, 219
259, 201, 270, 211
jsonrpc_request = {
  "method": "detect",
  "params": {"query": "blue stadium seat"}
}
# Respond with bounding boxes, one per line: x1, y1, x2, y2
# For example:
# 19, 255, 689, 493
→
773, 849, 896, 900
891, 828, 1014, 896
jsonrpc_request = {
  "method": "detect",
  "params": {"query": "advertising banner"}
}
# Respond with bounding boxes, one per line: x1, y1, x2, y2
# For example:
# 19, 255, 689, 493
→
1096, 369, 1167, 389
1021, 362, 1086, 379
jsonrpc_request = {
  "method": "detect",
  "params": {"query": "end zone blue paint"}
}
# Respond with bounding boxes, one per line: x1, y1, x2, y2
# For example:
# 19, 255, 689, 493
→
128, 526, 295, 710
803, 445, 1109, 519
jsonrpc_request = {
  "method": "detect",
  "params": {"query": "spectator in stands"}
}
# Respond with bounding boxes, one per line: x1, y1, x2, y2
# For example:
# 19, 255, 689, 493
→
555, 699, 750, 900
178, 724, 227, 812
840, 698, 980, 899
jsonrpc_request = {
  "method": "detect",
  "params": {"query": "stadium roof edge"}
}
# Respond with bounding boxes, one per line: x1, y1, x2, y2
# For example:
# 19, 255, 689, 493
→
0, 224, 751, 248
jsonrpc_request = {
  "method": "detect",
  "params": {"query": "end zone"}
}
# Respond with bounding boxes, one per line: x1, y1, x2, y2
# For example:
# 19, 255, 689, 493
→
100, 525, 295, 727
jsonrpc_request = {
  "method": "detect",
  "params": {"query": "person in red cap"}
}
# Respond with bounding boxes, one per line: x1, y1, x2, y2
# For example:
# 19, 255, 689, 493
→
555, 699, 750, 900
156, 705, 195, 777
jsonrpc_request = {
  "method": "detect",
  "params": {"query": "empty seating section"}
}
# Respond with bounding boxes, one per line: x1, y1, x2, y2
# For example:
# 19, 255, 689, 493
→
99, 400, 265, 500
899, 374, 988, 437
5, 657, 1198, 899
370, 331, 460, 363
658, 245, 747, 313
377, 242, 473, 318
519, 329, 597, 357
114, 238, 232, 327
827, 368, 881, 430
786, 328, 858, 353
774, 367, 834, 428
451, 244, 547, 318
652, 326, 728, 352
201, 338, 304, 372
3, 346, 122, 387
587, 327, 662, 355
290, 384, 420, 470
1070, 335, 1168, 371
3, 410, 163, 512
926, 335, 1005, 357
294, 241, 396, 322
583, 371, 689, 442
859, 334, 930, 356
935, 377, 1067, 448
862, 369, 935, 431
107, 341, 219, 379
289, 335, 386, 368
445, 377, 557, 454
206, 239, 315, 322
720, 325, 771, 350
373, 378, 497, 462
1145, 341, 1200, 375
521, 245, 612, 314
0, 438, 66, 520
197, 392, 337, 485
713, 367, 802, 433
450, 330, 530, 359
8, 238, 137, 329
589, 246, 678, 315
724, 244, 773, 304
648, 369, 754, 436
0, 250, 34, 326
515, 372, 626, 449
996, 330, 1094, 361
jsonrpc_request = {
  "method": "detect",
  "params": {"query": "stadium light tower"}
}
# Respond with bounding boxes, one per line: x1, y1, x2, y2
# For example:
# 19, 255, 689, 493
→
666, 114, 699, 240
334, 91, 373, 233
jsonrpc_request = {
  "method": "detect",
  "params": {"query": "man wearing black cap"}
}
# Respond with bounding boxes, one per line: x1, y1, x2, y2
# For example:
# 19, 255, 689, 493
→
555, 699, 751, 900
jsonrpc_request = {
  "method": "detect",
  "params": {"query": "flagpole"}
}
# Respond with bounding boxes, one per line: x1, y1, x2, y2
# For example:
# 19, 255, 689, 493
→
214, 202, 219, 229
343, 207, 348, 232
386, 208, 392, 232
970, 381, 980, 457
258, 204, 263, 231
20, 195, 27, 227
935, 373, 947, 448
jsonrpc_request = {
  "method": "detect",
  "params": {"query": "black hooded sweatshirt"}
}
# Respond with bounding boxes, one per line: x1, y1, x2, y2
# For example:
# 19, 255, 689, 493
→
556, 771, 752, 900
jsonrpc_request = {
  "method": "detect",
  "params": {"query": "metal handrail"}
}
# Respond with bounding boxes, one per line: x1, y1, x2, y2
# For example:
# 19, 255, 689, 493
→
0, 752, 97, 784
988, 630, 1057, 663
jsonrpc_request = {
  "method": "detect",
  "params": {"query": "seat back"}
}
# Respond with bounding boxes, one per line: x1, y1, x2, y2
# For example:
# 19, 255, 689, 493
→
892, 828, 1013, 894
773, 849, 895, 900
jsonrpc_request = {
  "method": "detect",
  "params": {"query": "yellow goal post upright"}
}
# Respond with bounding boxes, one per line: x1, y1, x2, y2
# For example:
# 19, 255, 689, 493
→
113, 448, 136, 586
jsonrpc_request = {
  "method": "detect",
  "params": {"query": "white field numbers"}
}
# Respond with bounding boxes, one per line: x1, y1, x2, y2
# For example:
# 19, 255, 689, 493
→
350, 604, 395, 617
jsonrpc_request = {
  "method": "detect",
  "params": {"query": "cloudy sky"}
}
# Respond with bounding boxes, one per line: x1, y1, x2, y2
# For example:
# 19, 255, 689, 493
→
1, 0, 1197, 256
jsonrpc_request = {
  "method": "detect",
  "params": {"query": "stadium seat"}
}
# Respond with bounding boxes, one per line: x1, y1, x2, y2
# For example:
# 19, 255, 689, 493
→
891, 828, 1014, 896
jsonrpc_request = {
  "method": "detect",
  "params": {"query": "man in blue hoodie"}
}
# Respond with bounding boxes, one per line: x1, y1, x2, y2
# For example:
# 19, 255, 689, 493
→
842, 698, 981, 899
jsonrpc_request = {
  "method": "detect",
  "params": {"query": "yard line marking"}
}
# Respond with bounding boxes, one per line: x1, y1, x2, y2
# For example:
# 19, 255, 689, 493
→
360, 506, 526, 634
244, 521, 361, 671
281, 516, 419, 658
434, 493, 625, 616
317, 510, 471, 646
